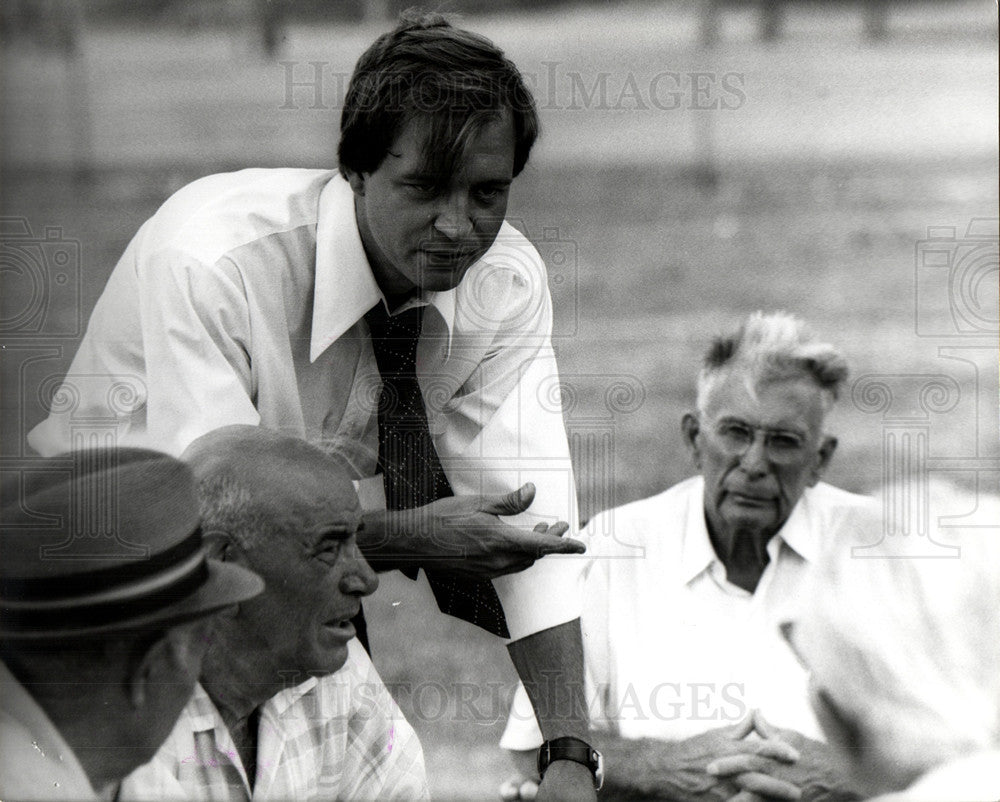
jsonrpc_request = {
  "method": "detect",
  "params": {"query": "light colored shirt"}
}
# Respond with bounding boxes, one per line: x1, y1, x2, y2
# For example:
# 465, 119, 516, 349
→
28, 168, 582, 640
501, 477, 881, 748
866, 751, 1000, 802
120, 640, 428, 802
0, 661, 97, 801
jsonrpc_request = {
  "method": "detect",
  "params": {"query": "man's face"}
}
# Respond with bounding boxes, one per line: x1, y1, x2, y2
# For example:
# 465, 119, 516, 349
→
346, 113, 517, 298
685, 372, 836, 542
233, 462, 378, 677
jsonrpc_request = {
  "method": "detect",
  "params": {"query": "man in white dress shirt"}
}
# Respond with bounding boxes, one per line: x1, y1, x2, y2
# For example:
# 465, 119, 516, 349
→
502, 312, 878, 801
122, 426, 428, 801
30, 12, 599, 798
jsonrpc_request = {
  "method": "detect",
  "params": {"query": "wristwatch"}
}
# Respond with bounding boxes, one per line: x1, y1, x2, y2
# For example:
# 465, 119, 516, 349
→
536, 737, 604, 791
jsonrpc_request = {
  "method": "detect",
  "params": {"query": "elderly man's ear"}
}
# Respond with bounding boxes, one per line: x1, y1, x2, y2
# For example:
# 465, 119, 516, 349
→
681, 413, 703, 470
810, 436, 838, 486
201, 531, 240, 564
128, 622, 209, 709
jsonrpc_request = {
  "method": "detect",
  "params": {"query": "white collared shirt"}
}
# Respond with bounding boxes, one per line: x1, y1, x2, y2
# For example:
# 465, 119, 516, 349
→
501, 477, 881, 747
120, 641, 429, 802
27, 169, 581, 639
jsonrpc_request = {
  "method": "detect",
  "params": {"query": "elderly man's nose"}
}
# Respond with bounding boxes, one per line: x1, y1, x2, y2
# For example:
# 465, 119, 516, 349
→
739, 434, 770, 475
341, 543, 378, 597
432, 195, 474, 240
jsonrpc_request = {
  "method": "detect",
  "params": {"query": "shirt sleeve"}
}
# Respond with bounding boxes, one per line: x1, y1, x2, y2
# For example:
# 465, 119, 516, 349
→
28, 231, 261, 458
434, 236, 586, 641
137, 250, 260, 455
339, 646, 430, 802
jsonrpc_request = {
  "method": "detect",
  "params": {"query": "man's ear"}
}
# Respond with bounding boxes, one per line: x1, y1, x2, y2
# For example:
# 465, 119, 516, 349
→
201, 531, 237, 564
128, 633, 171, 709
809, 435, 838, 486
341, 167, 366, 197
128, 625, 206, 709
681, 413, 702, 470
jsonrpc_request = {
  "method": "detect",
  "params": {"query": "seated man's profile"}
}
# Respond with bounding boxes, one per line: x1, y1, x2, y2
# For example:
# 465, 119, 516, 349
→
121, 426, 428, 801
503, 312, 879, 801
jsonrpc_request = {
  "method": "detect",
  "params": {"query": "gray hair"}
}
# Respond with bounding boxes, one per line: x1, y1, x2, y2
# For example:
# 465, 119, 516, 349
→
696, 311, 849, 415
195, 472, 278, 552
797, 482, 1000, 787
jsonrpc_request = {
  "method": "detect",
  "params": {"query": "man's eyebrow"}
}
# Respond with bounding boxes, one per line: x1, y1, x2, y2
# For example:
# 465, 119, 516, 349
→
309, 522, 357, 549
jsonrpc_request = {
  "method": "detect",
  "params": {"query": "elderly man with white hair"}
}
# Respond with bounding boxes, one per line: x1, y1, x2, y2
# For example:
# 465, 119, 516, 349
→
502, 312, 880, 801
788, 496, 1000, 801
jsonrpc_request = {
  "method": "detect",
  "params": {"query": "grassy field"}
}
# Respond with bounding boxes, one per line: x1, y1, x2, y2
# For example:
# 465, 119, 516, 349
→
2, 2, 998, 798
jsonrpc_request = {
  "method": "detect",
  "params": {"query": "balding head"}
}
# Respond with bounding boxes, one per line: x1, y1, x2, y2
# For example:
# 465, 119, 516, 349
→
181, 426, 377, 683
182, 426, 359, 551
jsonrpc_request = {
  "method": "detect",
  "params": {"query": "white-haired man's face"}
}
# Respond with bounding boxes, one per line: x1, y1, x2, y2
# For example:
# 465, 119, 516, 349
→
684, 371, 837, 543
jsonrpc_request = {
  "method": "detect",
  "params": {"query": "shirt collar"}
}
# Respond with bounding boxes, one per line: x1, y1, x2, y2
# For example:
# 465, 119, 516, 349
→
310, 173, 457, 363
679, 476, 821, 585
187, 676, 320, 734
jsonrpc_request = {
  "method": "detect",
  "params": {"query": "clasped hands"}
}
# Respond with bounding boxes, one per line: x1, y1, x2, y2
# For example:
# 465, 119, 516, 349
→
689, 711, 857, 802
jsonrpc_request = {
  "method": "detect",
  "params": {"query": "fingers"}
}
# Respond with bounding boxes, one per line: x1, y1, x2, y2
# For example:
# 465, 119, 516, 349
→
532, 521, 570, 539
524, 530, 586, 556
751, 709, 779, 739
721, 713, 757, 740
707, 749, 796, 779
732, 773, 801, 801
753, 739, 800, 763
480, 483, 536, 516
729, 792, 766, 802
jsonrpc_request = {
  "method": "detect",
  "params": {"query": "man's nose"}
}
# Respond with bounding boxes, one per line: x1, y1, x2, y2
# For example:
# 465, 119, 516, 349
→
341, 541, 379, 597
432, 192, 474, 240
738, 432, 770, 477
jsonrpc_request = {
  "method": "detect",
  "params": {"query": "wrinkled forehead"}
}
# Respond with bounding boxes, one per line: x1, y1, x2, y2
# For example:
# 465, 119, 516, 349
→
703, 369, 828, 430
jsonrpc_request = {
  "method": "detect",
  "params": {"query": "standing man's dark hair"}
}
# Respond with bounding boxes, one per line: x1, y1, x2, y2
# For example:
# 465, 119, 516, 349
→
338, 11, 540, 181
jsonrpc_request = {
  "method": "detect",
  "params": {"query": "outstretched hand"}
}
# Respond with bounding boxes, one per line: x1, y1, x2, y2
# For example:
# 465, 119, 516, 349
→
383, 482, 584, 578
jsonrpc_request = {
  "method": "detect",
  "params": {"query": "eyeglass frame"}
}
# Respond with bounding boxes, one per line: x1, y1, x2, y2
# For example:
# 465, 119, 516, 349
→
696, 414, 820, 466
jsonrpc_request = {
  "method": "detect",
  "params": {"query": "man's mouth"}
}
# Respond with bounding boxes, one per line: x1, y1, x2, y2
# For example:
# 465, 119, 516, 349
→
420, 248, 479, 268
321, 614, 358, 639
727, 491, 775, 506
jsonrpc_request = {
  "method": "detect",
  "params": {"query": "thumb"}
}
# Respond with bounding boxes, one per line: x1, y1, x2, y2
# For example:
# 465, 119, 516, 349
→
480, 483, 536, 516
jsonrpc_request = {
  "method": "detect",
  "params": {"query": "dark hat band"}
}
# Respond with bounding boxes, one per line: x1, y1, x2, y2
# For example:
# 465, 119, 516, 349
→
0, 552, 211, 635
0, 526, 212, 635
1, 526, 203, 602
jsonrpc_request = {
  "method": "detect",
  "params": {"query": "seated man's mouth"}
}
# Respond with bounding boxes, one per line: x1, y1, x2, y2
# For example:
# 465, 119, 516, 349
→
322, 617, 357, 637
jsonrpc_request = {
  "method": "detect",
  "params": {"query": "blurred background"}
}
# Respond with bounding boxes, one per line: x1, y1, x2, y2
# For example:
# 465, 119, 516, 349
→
2, 0, 997, 798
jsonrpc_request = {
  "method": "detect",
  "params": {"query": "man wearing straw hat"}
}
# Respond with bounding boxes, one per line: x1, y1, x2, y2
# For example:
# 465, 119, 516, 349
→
0, 448, 264, 801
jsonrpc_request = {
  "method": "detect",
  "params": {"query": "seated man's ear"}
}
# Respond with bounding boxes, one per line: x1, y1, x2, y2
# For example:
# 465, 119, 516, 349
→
809, 435, 838, 486
201, 531, 236, 563
128, 622, 209, 709
342, 168, 366, 197
681, 413, 702, 470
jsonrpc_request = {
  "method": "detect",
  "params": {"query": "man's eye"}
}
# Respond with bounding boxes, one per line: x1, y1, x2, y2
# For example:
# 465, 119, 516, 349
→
474, 187, 504, 204
719, 424, 752, 443
317, 544, 341, 564
769, 433, 804, 451
406, 182, 438, 197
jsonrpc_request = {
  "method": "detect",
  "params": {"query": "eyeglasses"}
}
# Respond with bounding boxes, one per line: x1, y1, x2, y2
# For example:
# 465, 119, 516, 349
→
704, 418, 812, 466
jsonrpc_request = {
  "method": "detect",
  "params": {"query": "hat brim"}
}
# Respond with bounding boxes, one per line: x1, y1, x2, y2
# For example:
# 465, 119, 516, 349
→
0, 558, 264, 641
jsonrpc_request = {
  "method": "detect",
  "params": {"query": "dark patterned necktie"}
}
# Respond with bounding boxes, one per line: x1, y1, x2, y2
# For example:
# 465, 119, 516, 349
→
365, 302, 510, 638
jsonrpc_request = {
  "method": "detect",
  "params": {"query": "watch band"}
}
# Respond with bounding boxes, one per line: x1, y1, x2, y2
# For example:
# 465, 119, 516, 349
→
536, 736, 604, 791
